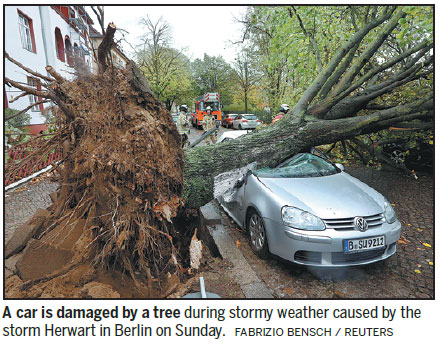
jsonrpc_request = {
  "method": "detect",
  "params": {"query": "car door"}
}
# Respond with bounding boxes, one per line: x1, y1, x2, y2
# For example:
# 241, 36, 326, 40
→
221, 170, 250, 227
233, 115, 241, 129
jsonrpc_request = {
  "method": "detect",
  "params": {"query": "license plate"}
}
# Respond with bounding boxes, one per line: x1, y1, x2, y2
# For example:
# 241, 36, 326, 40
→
344, 236, 385, 253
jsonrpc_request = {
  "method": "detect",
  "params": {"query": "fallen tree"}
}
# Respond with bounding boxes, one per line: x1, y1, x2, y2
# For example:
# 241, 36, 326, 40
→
4, 6, 433, 297
184, 6, 433, 207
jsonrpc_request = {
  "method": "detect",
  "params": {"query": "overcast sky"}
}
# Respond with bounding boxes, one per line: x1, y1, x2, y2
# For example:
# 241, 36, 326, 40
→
90, 5, 247, 63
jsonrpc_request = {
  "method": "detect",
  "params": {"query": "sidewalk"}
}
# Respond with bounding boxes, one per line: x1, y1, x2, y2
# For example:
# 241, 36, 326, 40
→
4, 180, 59, 244
201, 201, 273, 298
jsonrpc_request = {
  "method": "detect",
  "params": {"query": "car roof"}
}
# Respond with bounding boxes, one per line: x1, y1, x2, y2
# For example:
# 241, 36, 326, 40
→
217, 130, 250, 142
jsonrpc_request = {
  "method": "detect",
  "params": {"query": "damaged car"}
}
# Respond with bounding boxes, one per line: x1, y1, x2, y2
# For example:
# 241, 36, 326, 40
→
217, 152, 401, 267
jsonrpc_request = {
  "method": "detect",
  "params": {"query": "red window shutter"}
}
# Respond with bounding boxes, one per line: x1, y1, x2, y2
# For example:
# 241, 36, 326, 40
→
55, 28, 65, 62
29, 17, 37, 53
4, 90, 9, 109
37, 81, 44, 111
60, 6, 69, 18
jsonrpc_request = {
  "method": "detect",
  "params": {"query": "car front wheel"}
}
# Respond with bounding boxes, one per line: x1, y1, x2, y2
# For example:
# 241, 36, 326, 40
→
247, 211, 270, 259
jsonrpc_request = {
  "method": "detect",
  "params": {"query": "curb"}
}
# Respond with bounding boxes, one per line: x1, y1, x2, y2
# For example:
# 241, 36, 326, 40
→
200, 201, 273, 298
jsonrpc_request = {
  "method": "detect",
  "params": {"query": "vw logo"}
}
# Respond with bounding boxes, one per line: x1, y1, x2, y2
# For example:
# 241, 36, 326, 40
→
354, 217, 368, 232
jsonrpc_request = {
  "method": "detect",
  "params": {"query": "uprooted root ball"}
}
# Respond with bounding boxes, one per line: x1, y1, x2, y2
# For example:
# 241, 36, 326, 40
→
31, 63, 188, 289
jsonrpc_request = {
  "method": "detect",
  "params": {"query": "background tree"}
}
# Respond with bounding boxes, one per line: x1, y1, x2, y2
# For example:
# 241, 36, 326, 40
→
191, 54, 237, 107
136, 16, 188, 110
233, 47, 261, 113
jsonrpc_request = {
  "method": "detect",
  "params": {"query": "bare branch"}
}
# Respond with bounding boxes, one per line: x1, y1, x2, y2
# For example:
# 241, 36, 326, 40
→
98, 22, 116, 74
5, 77, 49, 98
5, 100, 50, 121
46, 66, 66, 83
5, 52, 55, 82
91, 6, 105, 36
9, 91, 29, 103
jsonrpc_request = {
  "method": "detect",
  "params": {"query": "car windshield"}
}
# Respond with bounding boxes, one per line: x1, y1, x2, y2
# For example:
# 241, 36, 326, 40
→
243, 115, 257, 120
254, 153, 339, 178
202, 101, 220, 111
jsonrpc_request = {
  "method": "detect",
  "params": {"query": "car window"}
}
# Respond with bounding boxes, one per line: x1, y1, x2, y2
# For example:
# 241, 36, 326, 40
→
243, 115, 257, 120
254, 153, 339, 178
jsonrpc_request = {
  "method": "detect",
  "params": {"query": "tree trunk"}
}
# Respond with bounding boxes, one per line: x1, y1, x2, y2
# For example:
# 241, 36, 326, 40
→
182, 96, 429, 208
244, 89, 248, 113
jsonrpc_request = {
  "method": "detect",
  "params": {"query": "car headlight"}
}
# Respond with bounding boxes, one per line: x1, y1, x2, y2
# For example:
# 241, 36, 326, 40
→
281, 206, 325, 231
383, 199, 397, 224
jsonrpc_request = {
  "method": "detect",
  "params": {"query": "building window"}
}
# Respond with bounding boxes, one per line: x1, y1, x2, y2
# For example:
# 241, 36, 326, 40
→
65, 36, 73, 66
18, 11, 36, 53
27, 77, 43, 111
55, 28, 65, 62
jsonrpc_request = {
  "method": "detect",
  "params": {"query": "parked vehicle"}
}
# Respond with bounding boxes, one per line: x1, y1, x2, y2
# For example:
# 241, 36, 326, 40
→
193, 93, 222, 129
221, 114, 238, 128
232, 114, 261, 130
217, 152, 401, 266
217, 130, 250, 143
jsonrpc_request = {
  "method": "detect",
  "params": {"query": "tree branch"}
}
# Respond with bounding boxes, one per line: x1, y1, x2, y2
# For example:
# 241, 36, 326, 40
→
291, 6, 395, 118
329, 8, 405, 98
98, 22, 116, 74
5, 77, 76, 122
5, 100, 50, 121
9, 91, 29, 103
5, 52, 55, 82
290, 6, 323, 72
5, 77, 49, 98
313, 46, 432, 119
46, 66, 66, 83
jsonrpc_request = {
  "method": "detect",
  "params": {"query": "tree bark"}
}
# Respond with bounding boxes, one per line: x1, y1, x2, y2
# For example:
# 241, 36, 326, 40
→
98, 23, 116, 74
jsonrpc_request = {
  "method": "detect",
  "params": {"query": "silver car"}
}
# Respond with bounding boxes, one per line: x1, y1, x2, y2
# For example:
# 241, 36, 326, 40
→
217, 152, 401, 267
232, 114, 261, 129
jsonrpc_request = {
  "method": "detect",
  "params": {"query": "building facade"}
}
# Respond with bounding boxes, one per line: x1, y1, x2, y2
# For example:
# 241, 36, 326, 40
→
4, 5, 94, 134
89, 25, 130, 73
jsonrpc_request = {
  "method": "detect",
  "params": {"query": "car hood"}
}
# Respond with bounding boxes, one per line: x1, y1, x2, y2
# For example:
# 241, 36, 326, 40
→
257, 172, 384, 219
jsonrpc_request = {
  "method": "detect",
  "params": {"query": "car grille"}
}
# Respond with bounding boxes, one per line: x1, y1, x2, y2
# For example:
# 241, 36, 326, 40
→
294, 251, 322, 264
331, 248, 386, 264
323, 213, 384, 231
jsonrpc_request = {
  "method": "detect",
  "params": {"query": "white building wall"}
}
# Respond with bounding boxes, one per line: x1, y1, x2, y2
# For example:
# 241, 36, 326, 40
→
45, 7, 92, 77
5, 5, 93, 127
5, 6, 48, 125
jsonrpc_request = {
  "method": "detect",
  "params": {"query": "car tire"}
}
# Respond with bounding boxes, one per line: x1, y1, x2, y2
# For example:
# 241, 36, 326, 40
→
247, 209, 270, 259
239, 124, 243, 130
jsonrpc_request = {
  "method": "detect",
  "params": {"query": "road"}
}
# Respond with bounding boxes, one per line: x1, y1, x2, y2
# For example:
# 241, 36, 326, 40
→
187, 122, 235, 146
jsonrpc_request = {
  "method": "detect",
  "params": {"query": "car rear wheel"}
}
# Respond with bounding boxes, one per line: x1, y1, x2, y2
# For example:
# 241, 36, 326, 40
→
239, 124, 243, 130
247, 211, 270, 259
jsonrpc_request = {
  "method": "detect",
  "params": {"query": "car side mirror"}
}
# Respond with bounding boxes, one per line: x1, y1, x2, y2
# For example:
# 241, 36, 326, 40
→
335, 163, 344, 171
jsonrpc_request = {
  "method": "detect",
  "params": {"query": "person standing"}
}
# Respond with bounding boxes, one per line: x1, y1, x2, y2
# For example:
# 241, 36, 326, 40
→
177, 104, 190, 148
272, 103, 290, 124
202, 106, 217, 144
